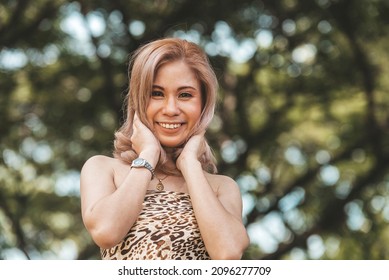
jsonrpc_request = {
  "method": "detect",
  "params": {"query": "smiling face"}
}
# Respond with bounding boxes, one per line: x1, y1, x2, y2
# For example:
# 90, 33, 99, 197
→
146, 60, 203, 148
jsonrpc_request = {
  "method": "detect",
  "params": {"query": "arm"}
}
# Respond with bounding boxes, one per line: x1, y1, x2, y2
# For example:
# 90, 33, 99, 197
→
176, 134, 250, 259
80, 115, 160, 249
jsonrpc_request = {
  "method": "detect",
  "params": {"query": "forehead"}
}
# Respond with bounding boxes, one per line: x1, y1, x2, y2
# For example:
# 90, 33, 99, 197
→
154, 60, 199, 87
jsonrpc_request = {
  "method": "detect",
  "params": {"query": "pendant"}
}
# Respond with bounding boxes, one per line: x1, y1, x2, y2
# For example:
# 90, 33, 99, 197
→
156, 180, 164, 191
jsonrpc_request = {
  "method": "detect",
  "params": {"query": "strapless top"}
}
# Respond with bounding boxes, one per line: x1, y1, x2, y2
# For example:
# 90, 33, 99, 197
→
101, 190, 210, 260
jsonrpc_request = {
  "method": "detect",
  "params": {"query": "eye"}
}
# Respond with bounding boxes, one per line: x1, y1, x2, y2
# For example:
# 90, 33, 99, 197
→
151, 91, 164, 98
179, 92, 193, 98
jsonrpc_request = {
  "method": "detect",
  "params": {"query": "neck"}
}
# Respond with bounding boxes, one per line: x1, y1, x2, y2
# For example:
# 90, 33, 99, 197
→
162, 146, 182, 162
155, 146, 183, 176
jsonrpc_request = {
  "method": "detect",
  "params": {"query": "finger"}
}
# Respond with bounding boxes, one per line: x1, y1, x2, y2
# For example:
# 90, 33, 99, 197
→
133, 112, 139, 123
195, 129, 206, 136
133, 112, 144, 129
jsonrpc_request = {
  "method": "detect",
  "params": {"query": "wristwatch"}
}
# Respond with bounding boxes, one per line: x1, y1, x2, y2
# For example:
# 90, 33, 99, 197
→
131, 158, 155, 179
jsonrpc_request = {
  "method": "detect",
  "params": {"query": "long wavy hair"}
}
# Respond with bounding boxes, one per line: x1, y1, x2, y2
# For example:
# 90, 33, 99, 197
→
113, 38, 218, 175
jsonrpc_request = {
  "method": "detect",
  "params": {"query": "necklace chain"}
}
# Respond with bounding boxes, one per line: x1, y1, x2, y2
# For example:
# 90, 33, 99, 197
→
155, 174, 168, 191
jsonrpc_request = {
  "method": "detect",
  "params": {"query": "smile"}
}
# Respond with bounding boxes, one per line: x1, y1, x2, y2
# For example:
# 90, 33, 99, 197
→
158, 122, 182, 129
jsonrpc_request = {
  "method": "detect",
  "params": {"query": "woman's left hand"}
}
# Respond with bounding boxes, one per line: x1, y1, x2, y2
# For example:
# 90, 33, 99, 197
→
176, 131, 206, 171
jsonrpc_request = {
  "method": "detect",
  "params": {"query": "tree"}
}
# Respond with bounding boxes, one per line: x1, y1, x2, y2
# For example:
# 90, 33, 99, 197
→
1, 0, 389, 260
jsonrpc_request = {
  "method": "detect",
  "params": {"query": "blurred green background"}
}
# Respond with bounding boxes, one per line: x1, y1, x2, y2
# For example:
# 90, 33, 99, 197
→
1, 0, 389, 260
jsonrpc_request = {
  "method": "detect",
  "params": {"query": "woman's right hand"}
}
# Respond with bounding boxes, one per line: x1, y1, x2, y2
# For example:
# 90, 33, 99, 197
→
131, 113, 160, 160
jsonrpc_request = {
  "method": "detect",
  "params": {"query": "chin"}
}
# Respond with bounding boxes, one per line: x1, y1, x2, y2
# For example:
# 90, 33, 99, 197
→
159, 139, 186, 149
161, 143, 184, 149
156, 133, 187, 148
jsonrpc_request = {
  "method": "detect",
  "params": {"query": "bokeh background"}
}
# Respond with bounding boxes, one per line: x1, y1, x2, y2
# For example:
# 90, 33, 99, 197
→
1, 0, 389, 260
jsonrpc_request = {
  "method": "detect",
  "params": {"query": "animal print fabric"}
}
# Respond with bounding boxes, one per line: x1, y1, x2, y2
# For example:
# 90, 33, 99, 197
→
101, 190, 210, 260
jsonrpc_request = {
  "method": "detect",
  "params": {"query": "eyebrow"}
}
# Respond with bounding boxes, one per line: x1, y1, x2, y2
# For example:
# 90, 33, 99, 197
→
152, 84, 199, 91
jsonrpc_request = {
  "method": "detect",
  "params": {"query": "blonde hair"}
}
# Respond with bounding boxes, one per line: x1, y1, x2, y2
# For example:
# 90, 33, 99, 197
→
113, 38, 218, 174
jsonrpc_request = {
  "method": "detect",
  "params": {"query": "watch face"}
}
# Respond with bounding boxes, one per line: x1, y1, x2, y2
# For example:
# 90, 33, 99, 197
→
133, 158, 145, 166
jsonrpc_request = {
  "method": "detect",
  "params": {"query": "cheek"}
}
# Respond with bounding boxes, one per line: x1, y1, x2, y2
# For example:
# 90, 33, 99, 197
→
146, 101, 156, 118
188, 105, 202, 125
193, 101, 203, 119
145, 106, 156, 128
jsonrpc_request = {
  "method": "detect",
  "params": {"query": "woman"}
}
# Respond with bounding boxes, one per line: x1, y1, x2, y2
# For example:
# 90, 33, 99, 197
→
80, 38, 249, 260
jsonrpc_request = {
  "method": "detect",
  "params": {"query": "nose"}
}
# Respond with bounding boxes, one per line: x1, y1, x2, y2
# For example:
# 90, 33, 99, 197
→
163, 96, 180, 116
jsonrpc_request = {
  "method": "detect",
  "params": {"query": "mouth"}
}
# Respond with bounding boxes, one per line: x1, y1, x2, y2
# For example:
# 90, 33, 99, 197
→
157, 122, 183, 129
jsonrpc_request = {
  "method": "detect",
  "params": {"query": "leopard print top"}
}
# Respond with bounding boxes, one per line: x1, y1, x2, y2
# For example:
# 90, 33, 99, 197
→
101, 190, 210, 260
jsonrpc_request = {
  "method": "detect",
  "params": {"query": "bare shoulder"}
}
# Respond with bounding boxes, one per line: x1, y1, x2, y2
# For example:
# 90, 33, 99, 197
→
80, 155, 129, 194
205, 172, 243, 218
81, 155, 127, 178
81, 155, 133, 189
204, 173, 241, 196
82, 155, 114, 171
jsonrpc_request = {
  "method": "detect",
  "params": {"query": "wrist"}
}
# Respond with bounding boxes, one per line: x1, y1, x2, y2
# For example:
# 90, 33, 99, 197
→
179, 157, 201, 174
138, 150, 159, 167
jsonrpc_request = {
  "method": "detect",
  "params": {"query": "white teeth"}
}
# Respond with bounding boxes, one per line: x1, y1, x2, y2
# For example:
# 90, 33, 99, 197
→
159, 123, 181, 129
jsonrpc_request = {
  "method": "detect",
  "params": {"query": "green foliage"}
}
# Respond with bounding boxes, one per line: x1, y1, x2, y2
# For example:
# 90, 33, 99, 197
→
1, 0, 389, 259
